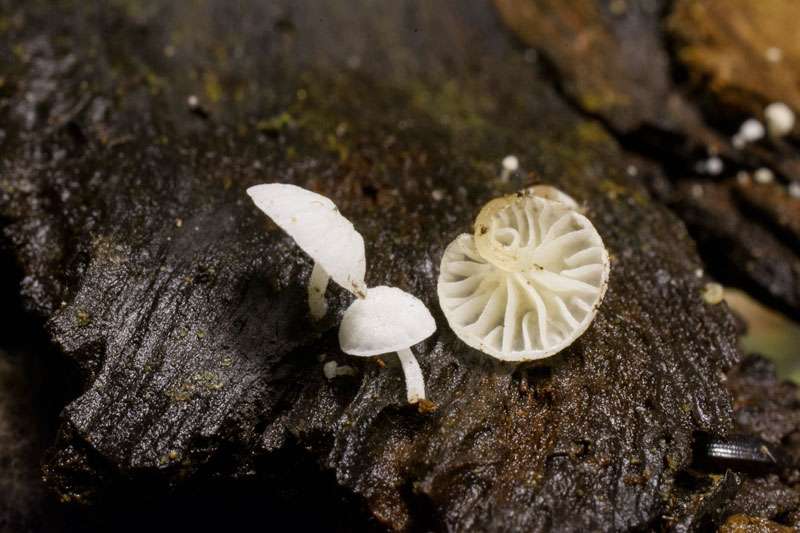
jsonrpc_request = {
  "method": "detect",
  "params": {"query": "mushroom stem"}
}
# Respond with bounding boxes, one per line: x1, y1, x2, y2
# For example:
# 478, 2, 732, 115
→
395, 347, 425, 403
308, 261, 329, 319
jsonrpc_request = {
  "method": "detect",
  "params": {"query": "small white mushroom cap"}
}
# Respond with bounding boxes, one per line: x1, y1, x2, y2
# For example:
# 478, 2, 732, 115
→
754, 167, 774, 184
339, 286, 436, 356
438, 189, 609, 361
502, 155, 519, 172
764, 102, 795, 138
323, 360, 356, 379
739, 119, 765, 142
247, 183, 367, 297
500, 155, 520, 183
705, 156, 723, 176
765, 46, 783, 63
339, 286, 436, 403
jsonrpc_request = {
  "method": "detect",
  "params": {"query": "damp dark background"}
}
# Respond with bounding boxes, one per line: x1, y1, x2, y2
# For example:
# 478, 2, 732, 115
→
2, 1, 800, 532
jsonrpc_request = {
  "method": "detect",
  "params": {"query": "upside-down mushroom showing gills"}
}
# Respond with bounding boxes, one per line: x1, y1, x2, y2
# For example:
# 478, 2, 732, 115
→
438, 187, 609, 361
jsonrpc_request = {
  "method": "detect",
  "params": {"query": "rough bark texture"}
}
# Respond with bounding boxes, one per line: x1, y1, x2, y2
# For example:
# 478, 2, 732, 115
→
1, 1, 799, 531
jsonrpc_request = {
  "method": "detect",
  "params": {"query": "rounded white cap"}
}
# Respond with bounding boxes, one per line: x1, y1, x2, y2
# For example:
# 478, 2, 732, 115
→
754, 167, 774, 184
339, 286, 436, 356
764, 102, 795, 138
739, 118, 765, 142
247, 183, 367, 296
705, 156, 724, 176
502, 155, 519, 171
438, 189, 609, 361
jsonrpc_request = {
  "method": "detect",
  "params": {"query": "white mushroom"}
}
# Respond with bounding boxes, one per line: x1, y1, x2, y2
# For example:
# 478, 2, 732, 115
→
739, 119, 765, 143
322, 360, 356, 379
701, 282, 724, 305
764, 102, 795, 138
339, 286, 436, 403
765, 46, 783, 63
705, 156, 724, 176
247, 183, 367, 319
500, 155, 519, 182
754, 167, 774, 184
438, 188, 609, 361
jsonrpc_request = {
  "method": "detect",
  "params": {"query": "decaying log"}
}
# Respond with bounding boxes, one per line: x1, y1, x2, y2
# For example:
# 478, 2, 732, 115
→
1, 0, 799, 530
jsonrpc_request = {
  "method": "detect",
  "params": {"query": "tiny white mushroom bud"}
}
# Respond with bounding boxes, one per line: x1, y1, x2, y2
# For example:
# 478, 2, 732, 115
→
500, 155, 520, 183
705, 157, 723, 176
765, 47, 783, 63
738, 119, 765, 143
322, 361, 356, 379
789, 182, 800, 200
739, 118, 765, 142
339, 286, 436, 404
754, 168, 774, 184
438, 188, 609, 361
764, 102, 795, 138
502, 155, 519, 171
247, 184, 367, 319
701, 282, 724, 305
323, 361, 339, 379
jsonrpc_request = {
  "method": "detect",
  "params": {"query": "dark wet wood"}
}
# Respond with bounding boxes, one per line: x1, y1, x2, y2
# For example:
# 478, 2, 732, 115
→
1, 1, 799, 530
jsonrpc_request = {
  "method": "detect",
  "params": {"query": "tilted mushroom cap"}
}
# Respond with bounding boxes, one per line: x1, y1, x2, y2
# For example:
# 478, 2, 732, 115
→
438, 189, 609, 361
247, 183, 367, 296
339, 286, 436, 356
